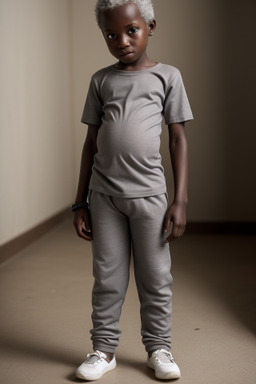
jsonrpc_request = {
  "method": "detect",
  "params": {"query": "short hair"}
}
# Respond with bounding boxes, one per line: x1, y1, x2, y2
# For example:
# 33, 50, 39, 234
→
95, 0, 155, 28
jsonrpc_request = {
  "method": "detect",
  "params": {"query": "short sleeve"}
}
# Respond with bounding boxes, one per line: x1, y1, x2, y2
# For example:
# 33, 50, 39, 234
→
81, 76, 103, 126
163, 71, 193, 125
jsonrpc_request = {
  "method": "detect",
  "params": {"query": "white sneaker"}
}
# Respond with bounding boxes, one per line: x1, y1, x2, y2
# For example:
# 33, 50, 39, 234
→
147, 349, 181, 380
76, 350, 116, 381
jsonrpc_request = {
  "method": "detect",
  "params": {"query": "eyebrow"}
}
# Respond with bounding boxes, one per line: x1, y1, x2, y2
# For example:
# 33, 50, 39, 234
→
104, 22, 138, 32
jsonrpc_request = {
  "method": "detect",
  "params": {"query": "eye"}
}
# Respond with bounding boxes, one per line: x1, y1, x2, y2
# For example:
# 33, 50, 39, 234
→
106, 33, 116, 39
128, 26, 139, 35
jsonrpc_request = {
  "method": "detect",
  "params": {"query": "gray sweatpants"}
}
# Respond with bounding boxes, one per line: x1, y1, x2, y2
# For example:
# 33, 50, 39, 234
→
89, 191, 173, 354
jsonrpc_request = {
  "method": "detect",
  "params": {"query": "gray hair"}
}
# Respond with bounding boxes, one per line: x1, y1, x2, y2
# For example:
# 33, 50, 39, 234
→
95, 0, 155, 28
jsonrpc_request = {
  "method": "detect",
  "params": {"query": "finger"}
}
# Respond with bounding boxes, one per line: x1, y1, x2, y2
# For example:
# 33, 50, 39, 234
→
82, 227, 93, 240
166, 223, 186, 242
166, 232, 177, 243
163, 215, 171, 233
74, 218, 92, 242
82, 218, 92, 240
77, 227, 92, 241
166, 220, 179, 242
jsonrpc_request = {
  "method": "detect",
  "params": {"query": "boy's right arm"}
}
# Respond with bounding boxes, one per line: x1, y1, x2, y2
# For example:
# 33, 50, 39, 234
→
73, 124, 99, 241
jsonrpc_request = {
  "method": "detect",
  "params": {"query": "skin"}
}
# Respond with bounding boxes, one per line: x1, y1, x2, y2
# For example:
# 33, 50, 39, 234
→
99, 2, 156, 71
73, 2, 189, 361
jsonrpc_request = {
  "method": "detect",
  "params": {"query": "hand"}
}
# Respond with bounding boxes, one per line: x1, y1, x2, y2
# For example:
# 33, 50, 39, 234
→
163, 201, 187, 242
73, 207, 92, 241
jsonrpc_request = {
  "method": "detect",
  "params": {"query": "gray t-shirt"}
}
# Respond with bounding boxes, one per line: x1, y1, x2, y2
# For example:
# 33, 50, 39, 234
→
82, 63, 193, 198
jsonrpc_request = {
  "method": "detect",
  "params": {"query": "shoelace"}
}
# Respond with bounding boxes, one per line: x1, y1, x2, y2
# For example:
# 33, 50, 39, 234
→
154, 350, 175, 364
85, 351, 105, 365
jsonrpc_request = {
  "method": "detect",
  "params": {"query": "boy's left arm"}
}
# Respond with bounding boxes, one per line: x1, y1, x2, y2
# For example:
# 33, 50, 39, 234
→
164, 123, 188, 242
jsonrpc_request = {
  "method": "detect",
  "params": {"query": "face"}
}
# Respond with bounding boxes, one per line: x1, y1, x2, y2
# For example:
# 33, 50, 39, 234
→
99, 3, 156, 68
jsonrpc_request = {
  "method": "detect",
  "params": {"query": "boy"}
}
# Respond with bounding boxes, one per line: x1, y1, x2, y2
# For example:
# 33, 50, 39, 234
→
71, 0, 193, 380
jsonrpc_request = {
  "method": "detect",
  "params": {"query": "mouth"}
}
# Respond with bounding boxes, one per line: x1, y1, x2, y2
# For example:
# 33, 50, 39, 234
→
119, 51, 133, 58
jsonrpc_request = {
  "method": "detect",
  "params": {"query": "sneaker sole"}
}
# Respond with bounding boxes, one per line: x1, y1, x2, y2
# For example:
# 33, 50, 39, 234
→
76, 360, 116, 381
147, 362, 181, 380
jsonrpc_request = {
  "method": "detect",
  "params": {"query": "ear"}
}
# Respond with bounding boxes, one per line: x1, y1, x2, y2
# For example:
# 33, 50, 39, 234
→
148, 20, 156, 36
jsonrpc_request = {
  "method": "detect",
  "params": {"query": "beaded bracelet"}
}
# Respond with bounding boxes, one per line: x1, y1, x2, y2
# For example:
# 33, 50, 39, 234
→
70, 201, 89, 212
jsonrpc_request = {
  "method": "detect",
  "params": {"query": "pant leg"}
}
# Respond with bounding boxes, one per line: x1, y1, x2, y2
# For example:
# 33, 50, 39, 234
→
89, 191, 131, 353
128, 194, 173, 353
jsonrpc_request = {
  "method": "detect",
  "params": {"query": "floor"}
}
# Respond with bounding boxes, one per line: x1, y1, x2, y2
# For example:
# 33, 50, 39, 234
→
0, 217, 255, 384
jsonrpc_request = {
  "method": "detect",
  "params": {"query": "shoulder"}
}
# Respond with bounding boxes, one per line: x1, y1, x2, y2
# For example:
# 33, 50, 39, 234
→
154, 63, 181, 81
88, 66, 117, 94
90, 65, 114, 81
148, 63, 183, 94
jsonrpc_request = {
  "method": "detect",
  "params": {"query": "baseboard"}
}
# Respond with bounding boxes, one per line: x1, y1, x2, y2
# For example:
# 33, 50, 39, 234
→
186, 221, 256, 235
0, 209, 70, 264
1, 217, 255, 265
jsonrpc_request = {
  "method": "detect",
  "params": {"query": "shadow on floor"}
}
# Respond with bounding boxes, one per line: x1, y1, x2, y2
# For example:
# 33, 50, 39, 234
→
0, 332, 81, 367
172, 234, 256, 333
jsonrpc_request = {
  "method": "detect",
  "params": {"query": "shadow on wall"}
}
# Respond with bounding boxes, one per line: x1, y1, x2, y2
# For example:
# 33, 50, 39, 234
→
221, 2, 256, 221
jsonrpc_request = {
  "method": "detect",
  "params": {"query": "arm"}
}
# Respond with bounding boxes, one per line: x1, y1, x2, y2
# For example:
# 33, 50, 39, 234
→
164, 123, 188, 242
73, 124, 99, 241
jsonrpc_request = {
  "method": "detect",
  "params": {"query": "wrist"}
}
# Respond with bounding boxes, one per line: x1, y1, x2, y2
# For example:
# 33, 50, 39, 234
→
70, 201, 89, 212
173, 199, 188, 206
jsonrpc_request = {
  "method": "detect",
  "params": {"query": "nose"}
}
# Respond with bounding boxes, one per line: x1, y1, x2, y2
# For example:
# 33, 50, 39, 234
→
117, 34, 130, 49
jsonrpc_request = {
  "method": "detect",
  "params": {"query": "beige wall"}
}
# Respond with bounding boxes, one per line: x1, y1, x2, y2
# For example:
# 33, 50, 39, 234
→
71, 0, 113, 169
1, 0, 256, 246
71, 0, 256, 222
0, 0, 74, 246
